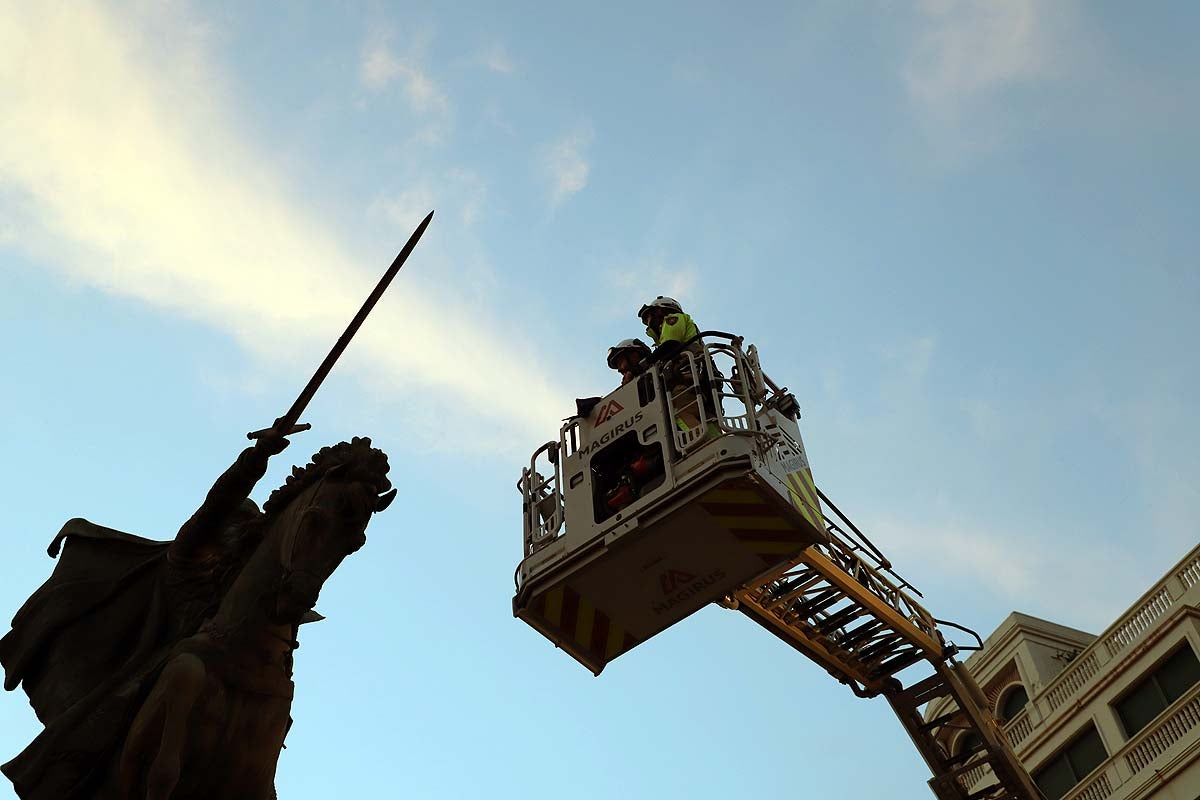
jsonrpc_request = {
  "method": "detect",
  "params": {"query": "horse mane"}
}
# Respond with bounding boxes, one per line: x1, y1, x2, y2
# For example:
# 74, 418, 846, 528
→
263, 436, 392, 517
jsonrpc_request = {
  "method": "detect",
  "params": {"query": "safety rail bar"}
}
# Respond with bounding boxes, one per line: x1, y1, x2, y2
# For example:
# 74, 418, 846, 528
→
659, 332, 787, 455
519, 441, 564, 558
663, 349, 756, 454
706, 340, 762, 433
662, 353, 710, 454
816, 488, 929, 603
809, 525, 942, 644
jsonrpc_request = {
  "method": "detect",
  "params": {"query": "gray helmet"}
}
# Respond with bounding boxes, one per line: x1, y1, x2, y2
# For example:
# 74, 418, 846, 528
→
638, 296, 683, 324
607, 338, 652, 369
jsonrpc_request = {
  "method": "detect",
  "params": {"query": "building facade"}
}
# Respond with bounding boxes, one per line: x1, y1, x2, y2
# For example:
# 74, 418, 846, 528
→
924, 543, 1200, 800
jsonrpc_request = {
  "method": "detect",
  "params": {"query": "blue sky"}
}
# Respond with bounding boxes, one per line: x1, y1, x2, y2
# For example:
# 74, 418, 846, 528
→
1, 2, 1197, 798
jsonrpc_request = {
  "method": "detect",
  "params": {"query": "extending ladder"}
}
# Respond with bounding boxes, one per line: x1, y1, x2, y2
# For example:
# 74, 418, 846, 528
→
728, 490, 1044, 800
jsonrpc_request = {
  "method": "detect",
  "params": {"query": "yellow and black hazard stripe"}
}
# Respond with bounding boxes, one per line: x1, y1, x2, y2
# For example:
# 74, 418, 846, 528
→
697, 479, 815, 566
784, 467, 823, 532
784, 469, 823, 530
527, 583, 638, 665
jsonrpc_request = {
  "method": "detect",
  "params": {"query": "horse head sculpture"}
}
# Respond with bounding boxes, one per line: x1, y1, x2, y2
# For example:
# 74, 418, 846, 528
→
234, 436, 396, 631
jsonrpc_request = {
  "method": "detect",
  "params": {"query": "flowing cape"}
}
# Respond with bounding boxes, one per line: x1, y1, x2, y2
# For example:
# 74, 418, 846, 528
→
1, 519, 173, 799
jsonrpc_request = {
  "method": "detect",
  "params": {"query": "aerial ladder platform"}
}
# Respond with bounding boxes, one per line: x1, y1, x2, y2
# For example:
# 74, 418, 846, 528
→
513, 333, 1044, 800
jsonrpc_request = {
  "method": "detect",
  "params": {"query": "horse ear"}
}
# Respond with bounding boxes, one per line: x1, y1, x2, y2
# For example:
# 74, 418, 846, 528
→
375, 488, 397, 512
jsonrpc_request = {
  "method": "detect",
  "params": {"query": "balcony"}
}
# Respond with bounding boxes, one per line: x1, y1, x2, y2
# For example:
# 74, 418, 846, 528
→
1035, 545, 1200, 721
1060, 681, 1200, 800
1005, 706, 1035, 747
957, 543, 1200, 797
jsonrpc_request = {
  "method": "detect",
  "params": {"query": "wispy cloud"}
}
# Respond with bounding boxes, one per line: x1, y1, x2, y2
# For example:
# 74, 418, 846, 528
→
601, 262, 699, 321
370, 186, 439, 232
541, 127, 593, 207
1106, 389, 1200, 558
475, 42, 515, 75
861, 512, 1137, 633
360, 29, 449, 117
881, 335, 937, 394
0, 3, 566, 453
903, 0, 1078, 157
370, 167, 487, 230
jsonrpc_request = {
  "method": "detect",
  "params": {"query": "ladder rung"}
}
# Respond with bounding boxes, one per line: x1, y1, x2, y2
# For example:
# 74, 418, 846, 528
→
814, 605, 864, 635
789, 588, 844, 619
766, 572, 819, 602
903, 673, 952, 707
945, 748, 985, 769
873, 649, 926, 677
766, 578, 825, 611
839, 620, 886, 647
859, 634, 905, 662
783, 585, 837, 614
920, 710, 958, 733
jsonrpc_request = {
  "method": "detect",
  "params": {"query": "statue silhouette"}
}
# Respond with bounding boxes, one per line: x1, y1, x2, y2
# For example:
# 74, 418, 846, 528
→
2, 434, 395, 799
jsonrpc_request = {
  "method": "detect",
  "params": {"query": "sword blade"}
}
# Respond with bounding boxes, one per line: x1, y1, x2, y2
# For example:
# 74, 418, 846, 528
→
248, 210, 434, 440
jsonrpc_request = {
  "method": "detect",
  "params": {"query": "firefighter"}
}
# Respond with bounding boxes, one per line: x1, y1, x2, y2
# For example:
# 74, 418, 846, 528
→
638, 296, 701, 360
606, 338, 652, 385
637, 296, 718, 437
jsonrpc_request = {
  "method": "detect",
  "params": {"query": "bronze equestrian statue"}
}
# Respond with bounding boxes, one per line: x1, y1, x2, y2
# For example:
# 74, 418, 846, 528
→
1, 431, 396, 799
3, 210, 431, 799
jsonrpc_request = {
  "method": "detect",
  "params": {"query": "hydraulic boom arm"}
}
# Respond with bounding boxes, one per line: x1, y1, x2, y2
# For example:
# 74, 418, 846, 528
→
730, 493, 1044, 800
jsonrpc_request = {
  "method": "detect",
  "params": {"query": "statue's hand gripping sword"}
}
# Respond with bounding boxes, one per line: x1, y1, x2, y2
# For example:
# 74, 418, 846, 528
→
247, 210, 434, 440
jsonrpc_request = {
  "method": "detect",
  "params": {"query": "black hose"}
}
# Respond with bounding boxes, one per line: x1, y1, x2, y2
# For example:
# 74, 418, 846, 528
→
934, 618, 985, 652
816, 488, 891, 570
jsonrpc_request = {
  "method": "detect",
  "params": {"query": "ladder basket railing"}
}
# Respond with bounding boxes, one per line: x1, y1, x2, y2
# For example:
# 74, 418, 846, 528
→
519, 440, 564, 558
661, 333, 770, 454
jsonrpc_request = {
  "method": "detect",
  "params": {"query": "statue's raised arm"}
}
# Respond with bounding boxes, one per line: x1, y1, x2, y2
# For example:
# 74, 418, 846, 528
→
171, 429, 290, 561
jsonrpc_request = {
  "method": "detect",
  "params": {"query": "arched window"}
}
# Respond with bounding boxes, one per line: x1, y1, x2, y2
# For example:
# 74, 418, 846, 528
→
999, 684, 1029, 722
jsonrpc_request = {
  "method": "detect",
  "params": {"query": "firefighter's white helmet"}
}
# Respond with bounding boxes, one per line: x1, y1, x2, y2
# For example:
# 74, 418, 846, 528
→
607, 338, 652, 369
638, 296, 683, 324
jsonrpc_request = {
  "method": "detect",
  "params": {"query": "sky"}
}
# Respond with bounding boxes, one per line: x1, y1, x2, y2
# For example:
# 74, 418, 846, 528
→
1, 1, 1197, 798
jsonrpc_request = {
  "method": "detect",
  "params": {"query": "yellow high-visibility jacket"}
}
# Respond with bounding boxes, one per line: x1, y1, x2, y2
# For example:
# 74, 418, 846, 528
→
646, 312, 700, 352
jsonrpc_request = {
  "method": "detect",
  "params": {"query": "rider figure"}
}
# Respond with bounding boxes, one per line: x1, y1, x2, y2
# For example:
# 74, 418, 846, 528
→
166, 428, 290, 638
